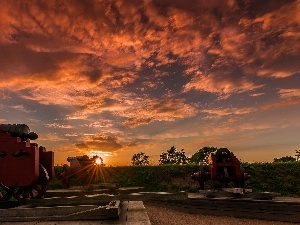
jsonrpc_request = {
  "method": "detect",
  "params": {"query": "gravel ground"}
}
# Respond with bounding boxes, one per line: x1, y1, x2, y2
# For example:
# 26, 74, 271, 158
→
144, 203, 294, 225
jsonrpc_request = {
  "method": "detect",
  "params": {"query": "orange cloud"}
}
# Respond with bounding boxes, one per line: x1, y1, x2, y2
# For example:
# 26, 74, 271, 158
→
262, 98, 300, 110
261, 88, 300, 110
201, 107, 256, 119
201, 122, 274, 137
75, 133, 123, 152
278, 89, 300, 99
184, 73, 263, 98
0, 0, 299, 165
121, 98, 198, 127
239, 1, 300, 78
9, 105, 34, 113
45, 123, 74, 129
1, 0, 298, 101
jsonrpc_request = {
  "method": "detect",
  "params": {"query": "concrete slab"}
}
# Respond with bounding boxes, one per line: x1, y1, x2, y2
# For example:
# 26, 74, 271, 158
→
124, 201, 151, 225
0, 201, 151, 225
149, 194, 300, 223
45, 187, 145, 198
27, 194, 118, 206
0, 200, 120, 222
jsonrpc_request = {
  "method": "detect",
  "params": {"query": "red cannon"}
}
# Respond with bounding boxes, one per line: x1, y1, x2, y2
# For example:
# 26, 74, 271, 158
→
191, 148, 249, 190
0, 124, 54, 200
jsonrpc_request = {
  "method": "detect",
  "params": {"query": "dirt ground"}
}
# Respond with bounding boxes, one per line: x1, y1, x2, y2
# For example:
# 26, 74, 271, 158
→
144, 203, 294, 225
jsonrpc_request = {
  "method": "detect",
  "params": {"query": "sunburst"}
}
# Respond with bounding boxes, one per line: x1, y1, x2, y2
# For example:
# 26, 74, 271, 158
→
95, 157, 102, 165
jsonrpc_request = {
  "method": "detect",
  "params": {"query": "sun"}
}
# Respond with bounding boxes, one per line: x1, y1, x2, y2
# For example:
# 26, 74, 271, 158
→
88, 150, 111, 165
95, 157, 102, 165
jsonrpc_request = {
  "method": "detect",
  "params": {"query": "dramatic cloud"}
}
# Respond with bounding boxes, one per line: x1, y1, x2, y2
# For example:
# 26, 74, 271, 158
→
183, 72, 263, 98
75, 134, 123, 152
121, 98, 198, 127
278, 89, 300, 99
0, 0, 299, 165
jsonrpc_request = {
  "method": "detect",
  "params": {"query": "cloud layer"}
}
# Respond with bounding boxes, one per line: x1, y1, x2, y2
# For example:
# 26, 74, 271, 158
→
0, 0, 299, 164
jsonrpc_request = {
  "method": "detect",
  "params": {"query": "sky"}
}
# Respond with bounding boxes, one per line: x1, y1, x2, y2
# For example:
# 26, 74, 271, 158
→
0, 0, 299, 166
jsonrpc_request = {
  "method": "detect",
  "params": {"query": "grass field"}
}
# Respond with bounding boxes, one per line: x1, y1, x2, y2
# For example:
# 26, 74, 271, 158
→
50, 162, 300, 197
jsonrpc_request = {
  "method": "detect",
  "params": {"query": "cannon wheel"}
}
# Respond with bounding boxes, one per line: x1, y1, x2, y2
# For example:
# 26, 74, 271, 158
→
14, 184, 46, 200
14, 164, 49, 200
0, 183, 17, 201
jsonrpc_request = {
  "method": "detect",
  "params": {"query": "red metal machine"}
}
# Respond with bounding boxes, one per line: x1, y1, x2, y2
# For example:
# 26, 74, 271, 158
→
0, 124, 54, 200
191, 148, 249, 190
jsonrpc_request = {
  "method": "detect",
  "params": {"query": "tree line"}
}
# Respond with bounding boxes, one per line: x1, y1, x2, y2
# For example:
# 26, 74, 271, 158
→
131, 147, 300, 166
131, 146, 217, 165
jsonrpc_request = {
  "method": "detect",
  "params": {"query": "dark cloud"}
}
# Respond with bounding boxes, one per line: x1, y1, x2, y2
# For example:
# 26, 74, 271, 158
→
75, 134, 122, 152
122, 117, 154, 128
75, 143, 88, 149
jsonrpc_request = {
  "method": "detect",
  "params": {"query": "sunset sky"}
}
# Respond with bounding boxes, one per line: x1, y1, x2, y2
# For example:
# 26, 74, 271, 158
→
0, 0, 299, 166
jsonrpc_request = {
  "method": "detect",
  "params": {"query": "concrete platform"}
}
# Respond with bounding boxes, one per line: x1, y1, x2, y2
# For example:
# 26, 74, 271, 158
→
45, 187, 145, 198
146, 192, 300, 223
0, 201, 151, 225
2, 187, 300, 224
0, 200, 120, 221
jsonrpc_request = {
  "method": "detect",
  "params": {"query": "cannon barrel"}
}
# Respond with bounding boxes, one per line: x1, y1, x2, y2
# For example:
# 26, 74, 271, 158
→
0, 124, 38, 141
214, 147, 231, 163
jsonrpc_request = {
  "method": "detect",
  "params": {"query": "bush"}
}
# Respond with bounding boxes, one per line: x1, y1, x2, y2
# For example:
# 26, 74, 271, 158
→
49, 162, 300, 197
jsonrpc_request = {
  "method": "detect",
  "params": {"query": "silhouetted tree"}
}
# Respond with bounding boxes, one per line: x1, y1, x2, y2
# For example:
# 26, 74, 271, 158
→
159, 146, 188, 165
295, 150, 300, 161
189, 146, 217, 164
273, 156, 296, 163
131, 152, 150, 165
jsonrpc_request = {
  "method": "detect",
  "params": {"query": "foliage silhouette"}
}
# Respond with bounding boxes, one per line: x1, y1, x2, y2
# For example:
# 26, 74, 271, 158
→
159, 146, 188, 165
295, 150, 300, 161
273, 156, 296, 163
189, 146, 217, 164
131, 152, 150, 165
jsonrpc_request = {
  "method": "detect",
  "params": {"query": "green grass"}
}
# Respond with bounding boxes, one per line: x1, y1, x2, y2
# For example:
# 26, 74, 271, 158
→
49, 162, 300, 197
244, 161, 300, 196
